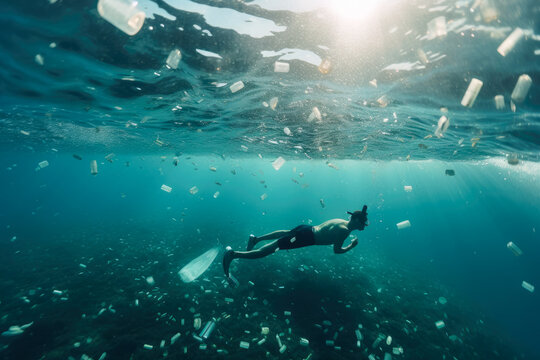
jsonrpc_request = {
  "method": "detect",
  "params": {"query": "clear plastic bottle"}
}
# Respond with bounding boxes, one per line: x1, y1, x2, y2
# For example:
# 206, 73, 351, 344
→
97, 0, 145, 36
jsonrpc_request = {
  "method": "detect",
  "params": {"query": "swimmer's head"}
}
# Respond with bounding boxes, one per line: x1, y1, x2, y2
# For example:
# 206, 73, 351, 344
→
347, 205, 368, 230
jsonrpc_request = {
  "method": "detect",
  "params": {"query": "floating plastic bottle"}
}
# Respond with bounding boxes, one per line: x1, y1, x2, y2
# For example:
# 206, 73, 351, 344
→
166, 49, 182, 69
161, 184, 172, 193
511, 74, 532, 103
97, 0, 145, 36
38, 160, 49, 169
178, 247, 219, 283
198, 319, 215, 341
396, 220, 411, 230
274, 61, 290, 73
435, 320, 445, 329
239, 341, 250, 349
308, 107, 322, 122
230, 81, 244, 93
272, 156, 285, 171
90, 160, 98, 175
507, 242, 522, 256
461, 78, 483, 107
404, 185, 412, 192
494, 95, 505, 110
522, 281, 535, 293
427, 16, 447, 38
497, 28, 524, 57
300, 338, 309, 346
434, 115, 449, 137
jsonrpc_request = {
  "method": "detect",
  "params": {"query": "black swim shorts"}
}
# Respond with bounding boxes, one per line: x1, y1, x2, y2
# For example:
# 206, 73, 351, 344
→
277, 225, 315, 250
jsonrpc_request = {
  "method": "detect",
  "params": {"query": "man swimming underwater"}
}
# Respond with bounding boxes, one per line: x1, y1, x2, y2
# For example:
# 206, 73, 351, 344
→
223, 205, 368, 283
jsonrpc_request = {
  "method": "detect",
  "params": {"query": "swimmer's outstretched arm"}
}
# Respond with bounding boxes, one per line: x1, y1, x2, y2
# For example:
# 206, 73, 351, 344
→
333, 237, 358, 254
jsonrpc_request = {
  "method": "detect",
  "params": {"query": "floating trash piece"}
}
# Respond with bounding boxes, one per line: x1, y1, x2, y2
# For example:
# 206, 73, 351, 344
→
239, 341, 250, 349
326, 340, 335, 346
20, 130, 30, 135
318, 59, 331, 74
257, 338, 266, 345
435, 320, 445, 329
369, 79, 377, 87
193, 318, 202, 330
97, 0, 145, 36
261, 327, 270, 335
90, 160, 98, 175
166, 49, 182, 69
260, 193, 268, 201
2, 326, 24, 337
497, 28, 524, 57
146, 276, 155, 286
461, 78, 483, 107
507, 242, 523, 256
404, 185, 412, 192
427, 16, 447, 38
283, 127, 292, 136
213, 191, 220, 199
161, 184, 172, 193
269, 97, 278, 110
178, 247, 219, 283
434, 115, 449, 137
274, 61, 290, 73
279, 345, 287, 353
445, 169, 455, 176
38, 160, 49, 169
143, 344, 153, 350
396, 220, 411, 230
209, 166, 217, 172
386, 336, 392, 346
73, 154, 82, 160
507, 154, 519, 165
300, 338, 309, 346
284, 311, 292, 316
438, 296, 447, 305
272, 156, 286, 171
320, 199, 325, 208
171, 333, 181, 344
105, 153, 115, 162
230, 81, 244, 93
417, 48, 429, 65
307, 107, 322, 122
522, 281, 535, 293
511, 74, 532, 103
494, 95, 505, 110
377, 95, 389, 108
34, 54, 44, 66
189, 186, 199, 195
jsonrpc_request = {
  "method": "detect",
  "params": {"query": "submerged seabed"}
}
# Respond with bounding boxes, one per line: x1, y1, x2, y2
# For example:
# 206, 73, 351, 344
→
1, 154, 538, 359
0, 226, 521, 360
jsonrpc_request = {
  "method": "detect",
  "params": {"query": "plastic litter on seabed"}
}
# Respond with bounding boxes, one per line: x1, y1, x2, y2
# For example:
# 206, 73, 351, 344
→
97, 0, 145, 36
461, 78, 483, 107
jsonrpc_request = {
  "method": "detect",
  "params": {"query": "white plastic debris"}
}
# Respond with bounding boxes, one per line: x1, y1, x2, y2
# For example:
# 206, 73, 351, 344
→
284, 311, 292, 316
494, 95, 505, 110
90, 160, 98, 175
404, 185, 412, 192
257, 338, 266, 345
97, 0, 145, 36
417, 48, 429, 65
461, 78, 483, 108
178, 247, 219, 283
283, 127, 292, 136
276, 334, 282, 348
300, 338, 309, 346
435, 320, 445, 329
438, 296, 447, 305
307, 107, 322, 122
261, 327, 269, 335
427, 16, 447, 38
434, 115, 449, 137
171, 333, 181, 344
194, 318, 201, 330
161, 184, 172, 193
272, 156, 286, 171
146, 276, 155, 286
189, 186, 199, 195
511, 74, 532, 103
38, 160, 49, 169
166, 49, 182, 69
274, 61, 290, 73
143, 344, 153, 350
396, 220, 411, 230
35, 54, 44, 66
522, 281, 534, 293
260, 193, 268, 201
386, 336, 392, 345
230, 81, 244, 93
377, 95, 389, 107
239, 341, 250, 349
507, 242, 523, 256
213, 191, 220, 199
269, 97, 278, 110
497, 28, 524, 57
279, 345, 287, 353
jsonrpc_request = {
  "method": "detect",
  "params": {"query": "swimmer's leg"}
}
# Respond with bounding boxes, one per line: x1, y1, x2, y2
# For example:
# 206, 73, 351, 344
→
224, 240, 280, 277
247, 229, 291, 250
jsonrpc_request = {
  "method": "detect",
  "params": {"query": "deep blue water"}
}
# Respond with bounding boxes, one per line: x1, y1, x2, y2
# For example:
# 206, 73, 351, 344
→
1, 0, 539, 359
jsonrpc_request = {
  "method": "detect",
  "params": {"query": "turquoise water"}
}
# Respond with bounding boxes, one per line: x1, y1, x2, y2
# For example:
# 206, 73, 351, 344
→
1, 0, 539, 359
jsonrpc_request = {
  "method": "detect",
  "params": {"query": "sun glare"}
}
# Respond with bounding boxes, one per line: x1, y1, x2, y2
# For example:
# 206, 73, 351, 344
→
327, 0, 380, 21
